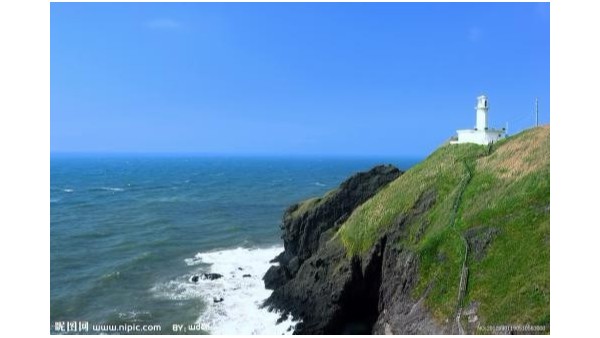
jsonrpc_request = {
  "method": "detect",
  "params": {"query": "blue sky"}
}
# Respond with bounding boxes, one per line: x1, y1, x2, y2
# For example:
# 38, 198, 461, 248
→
51, 2, 549, 157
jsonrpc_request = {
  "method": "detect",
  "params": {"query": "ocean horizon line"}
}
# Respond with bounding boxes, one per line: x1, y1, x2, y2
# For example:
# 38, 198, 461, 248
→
50, 151, 427, 160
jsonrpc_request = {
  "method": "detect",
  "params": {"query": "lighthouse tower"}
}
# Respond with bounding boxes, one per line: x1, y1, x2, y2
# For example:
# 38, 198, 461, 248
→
475, 95, 489, 130
452, 95, 506, 145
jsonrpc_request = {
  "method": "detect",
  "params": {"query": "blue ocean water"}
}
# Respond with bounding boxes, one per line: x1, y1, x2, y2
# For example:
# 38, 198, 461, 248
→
50, 155, 419, 334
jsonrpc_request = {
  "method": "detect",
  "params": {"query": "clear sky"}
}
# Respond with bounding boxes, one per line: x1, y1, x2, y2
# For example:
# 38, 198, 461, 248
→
51, 2, 549, 157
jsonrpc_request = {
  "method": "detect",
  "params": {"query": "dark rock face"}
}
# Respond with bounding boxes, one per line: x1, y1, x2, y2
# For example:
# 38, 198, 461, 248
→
372, 235, 446, 334
263, 167, 450, 334
266, 237, 389, 334
265, 239, 358, 334
263, 265, 289, 290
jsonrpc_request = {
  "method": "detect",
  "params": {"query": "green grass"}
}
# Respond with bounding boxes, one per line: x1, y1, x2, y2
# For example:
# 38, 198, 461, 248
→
337, 126, 550, 328
287, 188, 338, 219
288, 197, 321, 218
462, 178, 550, 326
338, 143, 486, 255
459, 133, 550, 327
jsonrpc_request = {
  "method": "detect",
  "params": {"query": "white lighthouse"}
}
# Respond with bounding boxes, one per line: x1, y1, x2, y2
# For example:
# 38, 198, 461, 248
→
475, 95, 489, 131
452, 95, 506, 145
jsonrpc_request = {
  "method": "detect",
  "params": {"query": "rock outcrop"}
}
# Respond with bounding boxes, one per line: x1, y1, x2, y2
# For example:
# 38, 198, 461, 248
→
264, 164, 402, 291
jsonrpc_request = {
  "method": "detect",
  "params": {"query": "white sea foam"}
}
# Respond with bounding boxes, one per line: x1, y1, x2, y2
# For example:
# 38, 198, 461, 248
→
151, 279, 204, 301
183, 256, 203, 266
192, 246, 297, 334
153, 246, 297, 334
315, 182, 326, 187
118, 310, 152, 322
147, 196, 185, 203
100, 187, 125, 192
63, 188, 74, 193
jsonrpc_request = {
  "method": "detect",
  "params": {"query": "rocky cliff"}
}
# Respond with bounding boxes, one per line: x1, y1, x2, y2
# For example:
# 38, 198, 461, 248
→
264, 164, 401, 291
264, 164, 405, 334
263, 127, 550, 335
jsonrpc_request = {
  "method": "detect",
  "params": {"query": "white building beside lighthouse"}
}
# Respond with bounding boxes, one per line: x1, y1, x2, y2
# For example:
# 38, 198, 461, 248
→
451, 95, 506, 145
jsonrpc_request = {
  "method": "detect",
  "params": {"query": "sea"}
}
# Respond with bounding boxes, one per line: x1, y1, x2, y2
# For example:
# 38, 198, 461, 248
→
50, 155, 419, 334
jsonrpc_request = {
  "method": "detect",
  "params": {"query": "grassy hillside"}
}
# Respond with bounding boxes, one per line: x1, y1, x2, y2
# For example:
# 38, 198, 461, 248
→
338, 126, 550, 329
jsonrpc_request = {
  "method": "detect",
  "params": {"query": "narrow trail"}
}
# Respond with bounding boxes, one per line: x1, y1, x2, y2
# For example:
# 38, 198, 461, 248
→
449, 160, 473, 335
451, 144, 492, 335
